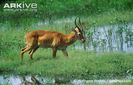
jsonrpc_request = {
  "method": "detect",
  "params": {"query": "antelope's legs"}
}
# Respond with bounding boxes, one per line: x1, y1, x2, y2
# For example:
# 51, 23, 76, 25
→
29, 46, 39, 60
52, 48, 57, 58
21, 47, 26, 51
20, 46, 31, 60
62, 49, 68, 57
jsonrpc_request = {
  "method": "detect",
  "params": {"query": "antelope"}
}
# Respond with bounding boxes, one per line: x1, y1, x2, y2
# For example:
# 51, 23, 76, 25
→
20, 18, 85, 60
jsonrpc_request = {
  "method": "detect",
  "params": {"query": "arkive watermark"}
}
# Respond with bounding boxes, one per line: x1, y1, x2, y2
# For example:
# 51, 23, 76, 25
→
3, 2, 37, 11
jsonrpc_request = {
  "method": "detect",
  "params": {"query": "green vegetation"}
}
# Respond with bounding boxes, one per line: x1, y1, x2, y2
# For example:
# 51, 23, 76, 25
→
1, 0, 133, 16
1, 10, 133, 32
1, 0, 133, 29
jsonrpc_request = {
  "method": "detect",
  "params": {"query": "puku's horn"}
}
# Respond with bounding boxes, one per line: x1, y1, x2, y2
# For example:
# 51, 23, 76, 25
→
75, 17, 79, 27
78, 17, 84, 31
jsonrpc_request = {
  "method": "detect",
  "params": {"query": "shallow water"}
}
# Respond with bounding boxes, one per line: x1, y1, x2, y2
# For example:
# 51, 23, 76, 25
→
0, 75, 132, 85
75, 23, 133, 52
72, 79, 132, 85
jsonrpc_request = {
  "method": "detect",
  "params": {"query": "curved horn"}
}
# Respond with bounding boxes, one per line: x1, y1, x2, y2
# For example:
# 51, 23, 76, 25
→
78, 17, 83, 31
79, 17, 82, 26
75, 17, 79, 27
79, 18, 86, 37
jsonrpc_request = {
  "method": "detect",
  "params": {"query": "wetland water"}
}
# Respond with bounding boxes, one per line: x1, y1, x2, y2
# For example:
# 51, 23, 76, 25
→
0, 75, 132, 85
76, 23, 133, 52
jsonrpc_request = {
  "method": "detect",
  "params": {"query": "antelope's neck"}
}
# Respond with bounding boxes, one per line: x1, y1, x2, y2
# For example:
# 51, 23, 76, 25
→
64, 31, 77, 45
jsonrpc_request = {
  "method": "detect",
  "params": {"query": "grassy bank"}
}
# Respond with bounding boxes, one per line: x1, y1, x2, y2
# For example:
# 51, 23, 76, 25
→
17, 51, 133, 79
1, 48, 133, 79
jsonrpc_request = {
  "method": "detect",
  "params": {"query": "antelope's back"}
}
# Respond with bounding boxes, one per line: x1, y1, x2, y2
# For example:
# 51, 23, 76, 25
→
25, 30, 64, 48
25, 30, 46, 44
38, 30, 65, 47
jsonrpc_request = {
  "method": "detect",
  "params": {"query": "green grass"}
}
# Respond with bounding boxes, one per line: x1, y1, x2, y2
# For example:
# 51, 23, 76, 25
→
1, 34, 133, 80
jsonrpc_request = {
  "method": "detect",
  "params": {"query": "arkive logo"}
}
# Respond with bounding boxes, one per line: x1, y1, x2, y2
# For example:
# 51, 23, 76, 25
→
3, 2, 37, 11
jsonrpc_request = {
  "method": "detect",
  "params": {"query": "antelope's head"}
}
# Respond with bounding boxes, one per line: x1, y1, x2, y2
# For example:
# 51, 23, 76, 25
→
73, 17, 85, 43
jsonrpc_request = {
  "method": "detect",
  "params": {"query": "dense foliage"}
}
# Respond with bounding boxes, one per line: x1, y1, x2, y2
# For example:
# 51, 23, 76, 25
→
0, 0, 133, 20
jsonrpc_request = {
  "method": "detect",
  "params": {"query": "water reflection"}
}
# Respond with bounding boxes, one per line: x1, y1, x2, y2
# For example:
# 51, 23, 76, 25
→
0, 75, 132, 85
0, 75, 54, 85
